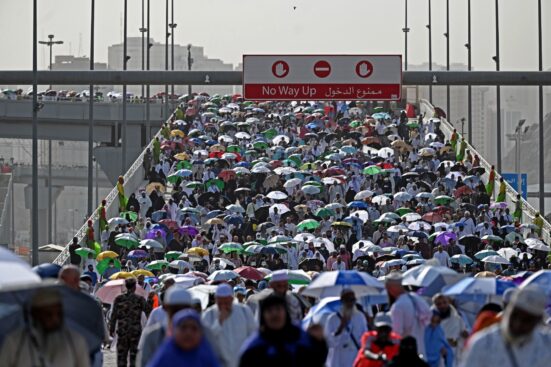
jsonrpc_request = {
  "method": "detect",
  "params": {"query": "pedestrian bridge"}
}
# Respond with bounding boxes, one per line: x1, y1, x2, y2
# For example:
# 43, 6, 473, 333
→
52, 99, 551, 265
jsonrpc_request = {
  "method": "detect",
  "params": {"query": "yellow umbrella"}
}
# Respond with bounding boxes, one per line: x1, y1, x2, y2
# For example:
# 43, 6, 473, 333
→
209, 144, 226, 153
205, 218, 225, 225
170, 129, 185, 138
97, 251, 119, 261
109, 271, 135, 280
146, 183, 165, 194
174, 152, 190, 161
131, 269, 154, 277
187, 247, 209, 257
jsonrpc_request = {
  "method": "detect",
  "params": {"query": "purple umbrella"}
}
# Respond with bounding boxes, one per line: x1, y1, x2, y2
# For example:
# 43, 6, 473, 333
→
179, 225, 199, 237
128, 249, 148, 259
435, 231, 457, 246
145, 228, 167, 240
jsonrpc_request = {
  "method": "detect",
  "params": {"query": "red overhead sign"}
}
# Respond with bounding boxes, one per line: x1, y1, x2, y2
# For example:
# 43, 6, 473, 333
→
243, 55, 402, 101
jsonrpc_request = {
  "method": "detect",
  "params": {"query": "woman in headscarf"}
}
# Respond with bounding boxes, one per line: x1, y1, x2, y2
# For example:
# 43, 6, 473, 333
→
496, 177, 506, 202
147, 309, 220, 367
239, 294, 327, 367
117, 175, 126, 212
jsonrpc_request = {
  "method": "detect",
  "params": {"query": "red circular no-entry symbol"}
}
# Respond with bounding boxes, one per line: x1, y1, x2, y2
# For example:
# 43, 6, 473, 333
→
272, 60, 289, 78
313, 60, 331, 78
355, 60, 374, 78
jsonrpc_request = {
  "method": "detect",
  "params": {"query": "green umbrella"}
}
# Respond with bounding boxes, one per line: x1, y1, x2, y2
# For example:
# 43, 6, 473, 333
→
287, 154, 302, 166
243, 241, 264, 247
253, 141, 269, 150
185, 181, 204, 189
314, 207, 334, 218
97, 258, 121, 275
219, 242, 244, 253
373, 106, 384, 113
75, 247, 96, 258
395, 207, 413, 216
146, 260, 170, 271
176, 160, 192, 170
434, 195, 454, 205
165, 251, 183, 261
262, 128, 278, 140
264, 270, 311, 285
297, 219, 320, 231
115, 234, 140, 249
227, 145, 241, 153
282, 159, 298, 167
482, 234, 504, 243
120, 211, 138, 222
206, 178, 225, 190
363, 165, 383, 175
406, 122, 419, 129
349, 120, 363, 128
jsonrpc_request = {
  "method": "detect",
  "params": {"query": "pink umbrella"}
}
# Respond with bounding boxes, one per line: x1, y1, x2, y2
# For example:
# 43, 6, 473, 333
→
95, 279, 147, 304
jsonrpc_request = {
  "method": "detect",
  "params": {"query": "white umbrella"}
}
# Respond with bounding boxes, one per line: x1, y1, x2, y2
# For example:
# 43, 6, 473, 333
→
218, 135, 234, 143
225, 204, 245, 213
188, 284, 218, 310
525, 238, 550, 252
267, 191, 288, 200
378, 147, 394, 158
408, 221, 432, 231
446, 171, 465, 181
108, 217, 129, 228
273, 135, 291, 145
354, 190, 374, 200
207, 270, 239, 282
497, 247, 520, 260
213, 257, 236, 269
322, 177, 342, 185
372, 195, 391, 205
302, 185, 321, 195
294, 233, 315, 243
0, 250, 40, 289
325, 203, 344, 210
251, 165, 272, 174
481, 255, 510, 265
402, 213, 422, 222
394, 192, 413, 202
302, 270, 384, 298
139, 239, 164, 249
312, 237, 335, 252
402, 265, 463, 289
284, 178, 302, 188
269, 203, 290, 215
274, 167, 296, 175
169, 260, 192, 270
235, 132, 251, 139
349, 210, 369, 223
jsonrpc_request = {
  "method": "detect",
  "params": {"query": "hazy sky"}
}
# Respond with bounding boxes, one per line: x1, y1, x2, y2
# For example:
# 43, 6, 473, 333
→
0, 0, 549, 71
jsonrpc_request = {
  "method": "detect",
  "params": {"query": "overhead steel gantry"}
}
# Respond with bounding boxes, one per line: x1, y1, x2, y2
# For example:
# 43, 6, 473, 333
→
0, 70, 550, 86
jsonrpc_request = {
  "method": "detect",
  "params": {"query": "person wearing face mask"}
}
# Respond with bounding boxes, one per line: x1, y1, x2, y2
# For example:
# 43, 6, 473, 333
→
324, 289, 367, 367
146, 309, 220, 367
461, 286, 551, 367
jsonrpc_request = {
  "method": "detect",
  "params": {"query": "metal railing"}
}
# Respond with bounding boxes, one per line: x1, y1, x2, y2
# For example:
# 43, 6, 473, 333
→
419, 99, 550, 243
52, 118, 169, 265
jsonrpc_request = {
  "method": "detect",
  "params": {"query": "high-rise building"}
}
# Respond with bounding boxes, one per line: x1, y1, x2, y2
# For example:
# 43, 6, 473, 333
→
108, 38, 234, 96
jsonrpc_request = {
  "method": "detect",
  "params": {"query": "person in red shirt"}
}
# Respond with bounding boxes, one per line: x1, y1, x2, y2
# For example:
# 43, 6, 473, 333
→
354, 313, 401, 367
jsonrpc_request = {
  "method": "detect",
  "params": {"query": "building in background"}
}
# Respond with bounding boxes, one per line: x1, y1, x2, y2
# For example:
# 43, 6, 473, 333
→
51, 55, 107, 93
108, 37, 234, 96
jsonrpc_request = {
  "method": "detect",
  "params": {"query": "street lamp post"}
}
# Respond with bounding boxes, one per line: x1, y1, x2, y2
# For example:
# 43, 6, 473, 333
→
122, 0, 128, 172
140, 0, 146, 99
88, 0, 95, 219
169, 0, 177, 106
146, 0, 151, 142
494, 0, 502, 172
402, 0, 409, 71
507, 119, 528, 197
187, 44, 193, 95
427, 0, 432, 102
445, 0, 450, 121
466, 0, 472, 143
32, 0, 38, 265
164, 0, 169, 122
38, 34, 63, 244
537, 0, 545, 213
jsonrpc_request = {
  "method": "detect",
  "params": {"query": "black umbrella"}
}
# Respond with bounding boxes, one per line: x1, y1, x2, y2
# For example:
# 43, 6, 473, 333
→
416, 180, 433, 191
420, 172, 437, 182
198, 192, 216, 206
469, 167, 485, 175
324, 133, 337, 143
402, 172, 420, 179
257, 221, 275, 232
450, 164, 468, 173
0, 282, 104, 353
254, 205, 270, 223
299, 258, 324, 272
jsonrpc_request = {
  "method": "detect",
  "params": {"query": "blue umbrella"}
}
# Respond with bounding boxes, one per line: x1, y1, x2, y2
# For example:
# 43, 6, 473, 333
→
224, 215, 244, 226
347, 201, 368, 210
443, 277, 516, 302
302, 270, 384, 298
206, 210, 223, 219
32, 263, 62, 279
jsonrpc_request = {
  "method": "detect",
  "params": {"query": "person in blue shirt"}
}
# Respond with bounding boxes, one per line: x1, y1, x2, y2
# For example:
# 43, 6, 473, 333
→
83, 264, 98, 286
424, 310, 453, 367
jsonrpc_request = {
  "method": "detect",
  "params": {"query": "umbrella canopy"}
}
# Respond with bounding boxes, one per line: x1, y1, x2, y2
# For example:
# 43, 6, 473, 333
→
450, 254, 474, 265
402, 265, 463, 297
96, 279, 148, 304
297, 219, 320, 231
264, 269, 311, 285
145, 260, 170, 271
443, 277, 516, 302
234, 266, 265, 281
208, 269, 240, 282
481, 255, 510, 265
114, 233, 140, 249
301, 270, 384, 298
266, 191, 288, 200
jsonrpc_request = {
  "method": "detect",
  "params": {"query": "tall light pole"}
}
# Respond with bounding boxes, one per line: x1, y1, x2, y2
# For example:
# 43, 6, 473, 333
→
32, 0, 38, 264
122, 0, 129, 172
445, 0, 450, 121
88, 0, 95, 219
402, 0, 409, 71
38, 34, 64, 89
164, 0, 169, 122
38, 34, 63, 244
169, 0, 177, 105
507, 119, 528, 197
146, 0, 151, 141
494, 0, 502, 172
187, 44, 193, 95
427, 0, 432, 102
465, 0, 472, 143
537, 0, 545, 213
140, 0, 146, 99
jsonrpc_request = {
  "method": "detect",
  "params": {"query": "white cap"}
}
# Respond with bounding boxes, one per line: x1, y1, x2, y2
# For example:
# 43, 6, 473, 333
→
215, 283, 234, 298
511, 286, 547, 317
270, 270, 289, 283
374, 312, 393, 328
164, 286, 193, 306
384, 270, 403, 284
